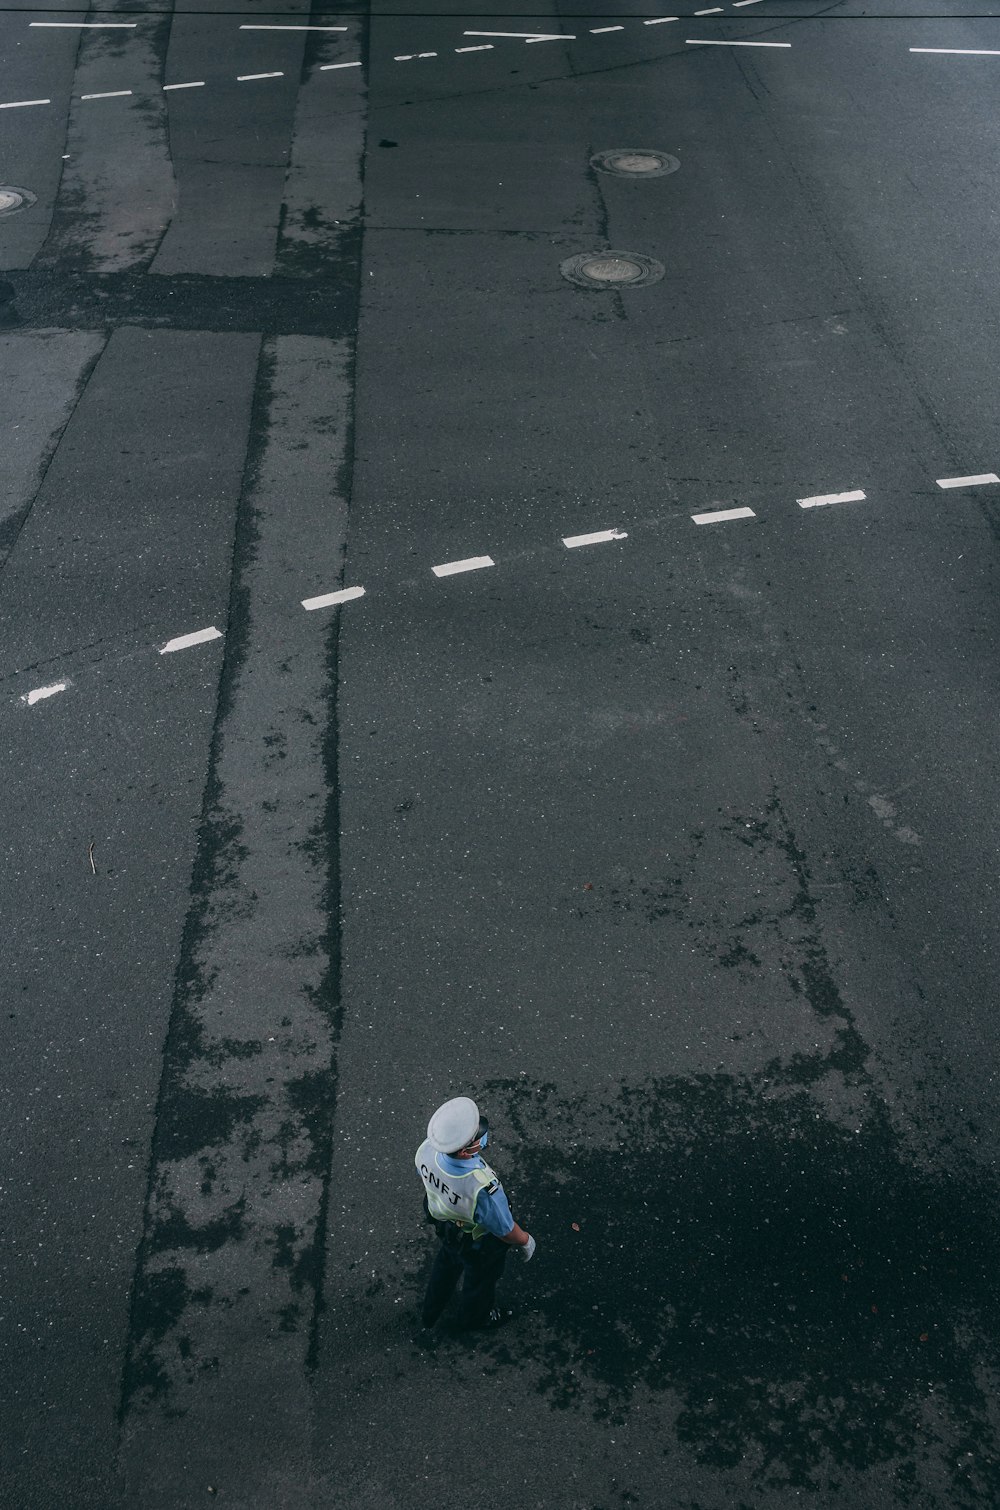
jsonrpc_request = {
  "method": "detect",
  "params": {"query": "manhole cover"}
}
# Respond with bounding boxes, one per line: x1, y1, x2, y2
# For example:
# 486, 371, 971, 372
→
590, 149, 680, 179
560, 250, 665, 289
0, 186, 35, 216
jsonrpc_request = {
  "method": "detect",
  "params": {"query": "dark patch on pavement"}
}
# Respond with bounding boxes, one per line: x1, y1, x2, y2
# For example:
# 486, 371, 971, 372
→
5, 252, 361, 337
468, 1073, 1000, 1501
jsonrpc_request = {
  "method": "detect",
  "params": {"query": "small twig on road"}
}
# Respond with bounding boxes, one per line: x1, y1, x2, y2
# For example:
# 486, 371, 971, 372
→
88, 841, 96, 876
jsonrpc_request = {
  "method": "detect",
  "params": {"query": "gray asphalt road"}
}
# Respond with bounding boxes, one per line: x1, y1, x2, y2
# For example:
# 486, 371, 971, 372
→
2, 2, 1000, 1506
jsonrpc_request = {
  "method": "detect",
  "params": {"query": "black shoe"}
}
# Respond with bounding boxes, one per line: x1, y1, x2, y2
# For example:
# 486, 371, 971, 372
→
461, 1306, 514, 1331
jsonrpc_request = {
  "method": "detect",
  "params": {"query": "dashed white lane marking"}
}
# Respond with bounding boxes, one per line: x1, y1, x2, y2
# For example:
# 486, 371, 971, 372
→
694, 8, 724, 14
936, 472, 1000, 488
82, 90, 133, 100
302, 585, 366, 611
432, 555, 495, 578
159, 626, 223, 655
163, 81, 205, 90
418, 52, 438, 58
563, 528, 628, 549
0, 98, 50, 109
692, 506, 757, 525
23, 682, 67, 706
240, 24, 348, 31
644, 16, 679, 23
797, 489, 866, 509
455, 45, 494, 53
237, 72, 284, 81
464, 29, 573, 41
687, 38, 791, 46
910, 47, 1000, 55
733, 1, 763, 7
320, 60, 362, 70
590, 25, 625, 33
31, 19, 137, 26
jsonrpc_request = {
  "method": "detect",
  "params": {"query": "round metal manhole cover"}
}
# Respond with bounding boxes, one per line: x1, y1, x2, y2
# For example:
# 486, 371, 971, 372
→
0, 186, 36, 216
590, 149, 680, 179
560, 250, 665, 289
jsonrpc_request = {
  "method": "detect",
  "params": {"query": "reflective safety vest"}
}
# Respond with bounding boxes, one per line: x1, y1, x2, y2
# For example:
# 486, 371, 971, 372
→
415, 1139, 501, 1241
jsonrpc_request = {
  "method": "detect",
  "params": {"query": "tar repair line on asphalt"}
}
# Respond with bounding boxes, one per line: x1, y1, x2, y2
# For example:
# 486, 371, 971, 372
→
14, 470, 1000, 709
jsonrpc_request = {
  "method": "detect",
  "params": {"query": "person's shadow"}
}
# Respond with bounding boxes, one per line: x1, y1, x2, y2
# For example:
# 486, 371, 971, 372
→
482, 1072, 1000, 1500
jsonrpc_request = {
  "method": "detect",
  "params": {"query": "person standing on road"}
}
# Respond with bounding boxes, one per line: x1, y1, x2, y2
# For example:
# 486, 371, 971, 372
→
415, 1096, 536, 1330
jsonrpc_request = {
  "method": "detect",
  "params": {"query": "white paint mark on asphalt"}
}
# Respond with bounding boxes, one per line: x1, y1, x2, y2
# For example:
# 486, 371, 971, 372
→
590, 25, 625, 32
23, 682, 67, 706
302, 585, 366, 611
936, 472, 1000, 489
910, 47, 1000, 55
320, 60, 362, 70
159, 626, 223, 655
240, 24, 348, 30
686, 37, 791, 46
464, 29, 574, 40
733, 1, 763, 7
81, 90, 133, 99
418, 52, 438, 57
163, 80, 205, 90
432, 556, 495, 577
30, 19, 137, 26
237, 71, 284, 81
692, 506, 756, 525
0, 98, 50, 109
644, 16, 679, 23
694, 8, 724, 14
455, 45, 494, 52
563, 528, 628, 549
797, 489, 866, 509
395, 54, 415, 60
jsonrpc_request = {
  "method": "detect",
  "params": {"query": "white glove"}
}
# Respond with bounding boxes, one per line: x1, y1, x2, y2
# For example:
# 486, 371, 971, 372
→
518, 1234, 536, 1262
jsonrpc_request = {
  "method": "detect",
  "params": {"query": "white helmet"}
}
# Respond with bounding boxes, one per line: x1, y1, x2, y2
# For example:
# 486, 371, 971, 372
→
427, 1096, 480, 1154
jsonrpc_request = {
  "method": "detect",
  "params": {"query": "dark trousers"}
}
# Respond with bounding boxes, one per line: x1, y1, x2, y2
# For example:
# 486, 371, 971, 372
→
422, 1222, 508, 1328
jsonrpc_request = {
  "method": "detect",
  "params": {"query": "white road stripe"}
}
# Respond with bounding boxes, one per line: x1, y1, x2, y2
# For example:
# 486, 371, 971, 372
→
644, 16, 679, 23
418, 52, 438, 57
686, 38, 791, 46
237, 72, 284, 81
464, 29, 573, 40
432, 555, 495, 577
163, 81, 205, 90
590, 25, 625, 32
692, 506, 756, 525
159, 626, 223, 655
694, 8, 724, 14
936, 472, 1000, 489
525, 34, 577, 43
302, 585, 366, 611
797, 489, 866, 509
23, 682, 67, 705
0, 98, 50, 108
910, 47, 1000, 55
395, 54, 415, 60
320, 60, 361, 70
30, 19, 137, 26
563, 528, 628, 549
240, 24, 348, 30
455, 45, 494, 52
81, 90, 133, 99
733, 1, 763, 7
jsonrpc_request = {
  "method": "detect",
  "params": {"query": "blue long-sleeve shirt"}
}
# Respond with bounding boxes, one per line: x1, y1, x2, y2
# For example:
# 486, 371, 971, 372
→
433, 1151, 515, 1238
